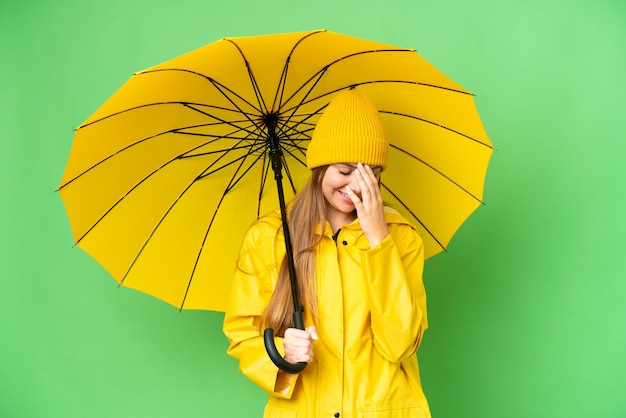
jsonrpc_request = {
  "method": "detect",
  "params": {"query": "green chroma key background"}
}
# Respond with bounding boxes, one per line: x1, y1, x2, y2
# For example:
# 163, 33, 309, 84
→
1, 0, 624, 416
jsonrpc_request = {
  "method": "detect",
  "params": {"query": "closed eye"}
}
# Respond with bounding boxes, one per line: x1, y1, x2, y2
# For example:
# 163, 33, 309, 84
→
337, 164, 357, 176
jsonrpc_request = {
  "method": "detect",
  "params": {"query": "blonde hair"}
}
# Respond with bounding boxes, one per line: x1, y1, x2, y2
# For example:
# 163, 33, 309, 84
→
260, 166, 329, 336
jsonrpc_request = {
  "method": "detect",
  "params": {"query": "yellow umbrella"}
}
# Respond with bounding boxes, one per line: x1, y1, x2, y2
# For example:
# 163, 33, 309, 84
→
59, 29, 493, 313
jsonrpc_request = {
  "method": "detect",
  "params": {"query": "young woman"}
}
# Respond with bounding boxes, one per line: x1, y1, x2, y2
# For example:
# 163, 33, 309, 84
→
223, 90, 431, 417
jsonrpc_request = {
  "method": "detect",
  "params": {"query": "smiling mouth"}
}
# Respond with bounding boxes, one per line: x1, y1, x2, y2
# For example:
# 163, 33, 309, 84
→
338, 190, 359, 202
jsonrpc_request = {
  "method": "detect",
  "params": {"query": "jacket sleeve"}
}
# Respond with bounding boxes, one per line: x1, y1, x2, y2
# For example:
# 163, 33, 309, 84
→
222, 219, 299, 399
361, 223, 427, 363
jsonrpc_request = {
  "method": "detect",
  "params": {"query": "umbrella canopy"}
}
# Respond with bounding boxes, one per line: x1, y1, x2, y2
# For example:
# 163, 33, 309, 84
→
58, 29, 493, 312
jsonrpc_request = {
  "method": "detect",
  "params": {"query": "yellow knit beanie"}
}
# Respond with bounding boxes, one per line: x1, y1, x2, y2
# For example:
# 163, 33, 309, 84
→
306, 89, 389, 170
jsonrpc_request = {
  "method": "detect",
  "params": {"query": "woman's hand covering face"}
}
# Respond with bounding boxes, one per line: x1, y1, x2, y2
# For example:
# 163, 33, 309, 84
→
345, 163, 389, 248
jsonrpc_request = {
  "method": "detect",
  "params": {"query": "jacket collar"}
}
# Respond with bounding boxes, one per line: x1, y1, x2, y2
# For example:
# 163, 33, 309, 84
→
314, 206, 414, 237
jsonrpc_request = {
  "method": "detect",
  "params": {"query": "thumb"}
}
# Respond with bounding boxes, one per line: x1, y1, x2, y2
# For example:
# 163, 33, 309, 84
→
306, 325, 318, 341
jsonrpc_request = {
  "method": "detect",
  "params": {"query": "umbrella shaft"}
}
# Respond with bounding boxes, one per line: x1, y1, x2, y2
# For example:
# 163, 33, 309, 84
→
267, 117, 304, 327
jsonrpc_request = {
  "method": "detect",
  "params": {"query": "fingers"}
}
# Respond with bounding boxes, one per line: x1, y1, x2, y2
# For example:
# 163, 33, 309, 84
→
356, 163, 381, 204
306, 325, 318, 341
349, 163, 388, 248
346, 164, 379, 205
345, 184, 362, 209
346, 163, 382, 211
283, 327, 317, 364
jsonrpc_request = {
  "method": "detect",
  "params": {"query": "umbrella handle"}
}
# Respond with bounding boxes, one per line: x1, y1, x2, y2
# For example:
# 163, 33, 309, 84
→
263, 309, 307, 374
263, 327, 307, 374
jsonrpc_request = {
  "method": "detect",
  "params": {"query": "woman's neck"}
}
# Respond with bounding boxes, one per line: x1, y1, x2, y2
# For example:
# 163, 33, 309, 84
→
327, 210, 357, 234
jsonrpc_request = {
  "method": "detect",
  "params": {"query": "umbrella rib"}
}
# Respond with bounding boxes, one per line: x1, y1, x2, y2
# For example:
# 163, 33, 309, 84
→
274, 112, 320, 147
222, 39, 269, 115
72, 132, 257, 245
196, 141, 266, 181
381, 109, 493, 149
119, 136, 262, 295
272, 29, 325, 113
59, 126, 200, 191
277, 82, 492, 173
173, 130, 255, 141
277, 59, 332, 123
77, 99, 250, 130
99, 67, 271, 136
278, 116, 317, 138
280, 80, 472, 119
323, 50, 472, 95
281, 145, 308, 167
380, 182, 447, 253
257, 151, 270, 218
226, 149, 268, 193
175, 118, 261, 161
389, 143, 484, 204
278, 115, 318, 142
173, 120, 263, 143
59, 107, 263, 190
280, 153, 299, 195
177, 142, 258, 158
178, 103, 264, 139
278, 49, 473, 116
190, 80, 267, 131
274, 118, 312, 152
178, 190, 224, 310
353, 79, 475, 96
138, 67, 266, 115
264, 66, 330, 161
118, 176, 199, 289
179, 140, 265, 309
273, 56, 291, 113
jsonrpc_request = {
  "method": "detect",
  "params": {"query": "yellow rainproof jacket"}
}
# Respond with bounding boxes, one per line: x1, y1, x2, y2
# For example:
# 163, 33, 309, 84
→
223, 208, 430, 417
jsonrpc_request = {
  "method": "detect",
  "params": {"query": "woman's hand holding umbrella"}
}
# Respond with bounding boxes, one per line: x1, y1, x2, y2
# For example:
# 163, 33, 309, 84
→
283, 326, 318, 364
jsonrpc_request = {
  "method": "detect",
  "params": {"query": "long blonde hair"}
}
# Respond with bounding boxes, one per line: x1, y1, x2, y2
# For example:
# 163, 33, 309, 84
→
260, 166, 329, 336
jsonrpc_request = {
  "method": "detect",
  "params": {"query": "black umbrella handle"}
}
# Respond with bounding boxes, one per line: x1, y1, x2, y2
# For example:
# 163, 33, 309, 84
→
264, 309, 306, 374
